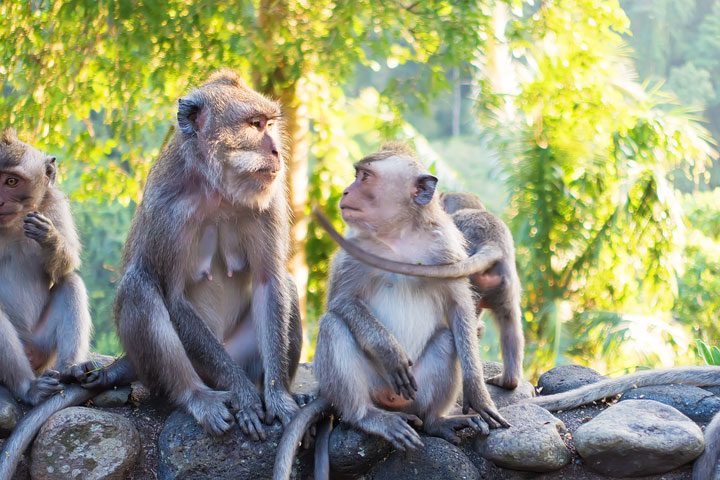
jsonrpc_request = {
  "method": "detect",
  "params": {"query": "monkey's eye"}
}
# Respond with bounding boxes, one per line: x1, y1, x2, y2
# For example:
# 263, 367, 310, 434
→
5, 177, 19, 188
249, 118, 263, 130
266, 119, 275, 129
360, 171, 370, 182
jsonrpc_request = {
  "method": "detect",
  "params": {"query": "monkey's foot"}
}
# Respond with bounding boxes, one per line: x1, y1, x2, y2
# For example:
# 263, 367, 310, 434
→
487, 373, 520, 390
186, 388, 234, 437
293, 392, 316, 407
24, 370, 63, 406
265, 389, 299, 427
424, 415, 489, 444
357, 409, 424, 451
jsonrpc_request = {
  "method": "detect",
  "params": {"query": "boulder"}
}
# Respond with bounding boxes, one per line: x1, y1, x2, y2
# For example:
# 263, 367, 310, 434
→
476, 403, 571, 472
370, 437, 480, 480
92, 387, 132, 408
30, 407, 140, 480
0, 386, 20, 436
619, 384, 720, 423
537, 365, 606, 396
474, 362, 535, 408
574, 399, 704, 477
328, 422, 393, 476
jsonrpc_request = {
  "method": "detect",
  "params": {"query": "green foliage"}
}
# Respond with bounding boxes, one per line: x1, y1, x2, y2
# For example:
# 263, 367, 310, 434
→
490, 0, 716, 373
696, 340, 720, 366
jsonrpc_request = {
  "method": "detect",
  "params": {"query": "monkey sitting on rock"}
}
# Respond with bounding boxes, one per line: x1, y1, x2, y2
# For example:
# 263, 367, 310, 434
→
0, 128, 91, 407
274, 143, 509, 480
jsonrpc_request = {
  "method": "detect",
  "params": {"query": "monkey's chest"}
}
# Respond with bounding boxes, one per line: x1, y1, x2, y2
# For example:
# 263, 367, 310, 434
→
185, 223, 252, 336
0, 241, 49, 328
366, 277, 446, 360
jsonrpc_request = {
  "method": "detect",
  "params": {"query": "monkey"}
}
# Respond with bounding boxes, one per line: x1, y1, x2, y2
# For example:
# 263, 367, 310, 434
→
438, 191, 524, 390
693, 409, 720, 480
0, 128, 91, 407
274, 143, 509, 480
1, 70, 305, 480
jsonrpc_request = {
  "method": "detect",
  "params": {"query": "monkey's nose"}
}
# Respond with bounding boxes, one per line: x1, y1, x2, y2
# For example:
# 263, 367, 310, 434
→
271, 148, 279, 157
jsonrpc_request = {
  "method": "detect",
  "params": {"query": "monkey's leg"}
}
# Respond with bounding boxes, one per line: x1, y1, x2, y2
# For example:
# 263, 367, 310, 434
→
116, 272, 233, 436
0, 309, 61, 405
409, 329, 486, 444
31, 273, 91, 372
314, 313, 423, 451
486, 298, 524, 390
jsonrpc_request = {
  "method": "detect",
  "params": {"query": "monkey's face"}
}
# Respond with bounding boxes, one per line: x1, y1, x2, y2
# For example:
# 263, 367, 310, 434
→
0, 138, 54, 228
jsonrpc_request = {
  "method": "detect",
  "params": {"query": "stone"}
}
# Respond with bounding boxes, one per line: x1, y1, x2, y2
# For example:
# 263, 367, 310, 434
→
460, 362, 535, 409
574, 399, 704, 477
92, 387, 132, 408
30, 406, 140, 480
158, 410, 311, 480
0, 386, 21, 437
370, 436, 480, 480
328, 422, 392, 476
476, 403, 571, 472
620, 384, 720, 423
537, 365, 606, 396
703, 385, 720, 397
292, 363, 319, 398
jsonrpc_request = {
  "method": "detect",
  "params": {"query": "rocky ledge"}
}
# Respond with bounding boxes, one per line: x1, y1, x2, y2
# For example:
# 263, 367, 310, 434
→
1, 363, 718, 480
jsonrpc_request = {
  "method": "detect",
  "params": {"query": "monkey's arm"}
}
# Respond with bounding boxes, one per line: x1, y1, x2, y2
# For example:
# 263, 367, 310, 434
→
24, 198, 81, 283
449, 282, 509, 428
329, 296, 418, 400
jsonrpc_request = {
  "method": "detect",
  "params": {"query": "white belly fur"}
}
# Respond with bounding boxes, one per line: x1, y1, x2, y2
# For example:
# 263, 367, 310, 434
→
366, 275, 446, 360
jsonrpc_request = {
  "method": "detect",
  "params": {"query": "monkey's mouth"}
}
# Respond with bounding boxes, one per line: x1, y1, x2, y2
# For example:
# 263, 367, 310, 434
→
253, 167, 280, 180
0, 211, 19, 223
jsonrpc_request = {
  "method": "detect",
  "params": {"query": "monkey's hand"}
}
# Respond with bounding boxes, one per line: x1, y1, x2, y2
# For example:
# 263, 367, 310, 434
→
375, 343, 418, 401
264, 386, 299, 429
23, 370, 63, 406
23, 212, 57, 246
462, 381, 511, 429
228, 383, 266, 442
65, 361, 112, 389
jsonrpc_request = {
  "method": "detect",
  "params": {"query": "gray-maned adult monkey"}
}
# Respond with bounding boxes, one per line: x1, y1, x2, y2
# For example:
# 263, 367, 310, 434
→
1, 69, 304, 480
274, 143, 509, 480
439, 191, 524, 390
0, 130, 91, 480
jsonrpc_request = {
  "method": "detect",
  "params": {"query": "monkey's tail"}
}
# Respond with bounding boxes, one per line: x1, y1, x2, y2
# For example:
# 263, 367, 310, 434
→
693, 411, 720, 480
528, 366, 720, 412
0, 385, 96, 480
313, 208, 502, 278
273, 397, 331, 480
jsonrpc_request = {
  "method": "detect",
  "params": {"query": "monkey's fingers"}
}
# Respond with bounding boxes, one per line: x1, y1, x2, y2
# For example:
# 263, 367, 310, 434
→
41, 369, 61, 379
393, 372, 416, 400
390, 423, 424, 451
469, 416, 491, 436
24, 212, 51, 227
237, 410, 266, 442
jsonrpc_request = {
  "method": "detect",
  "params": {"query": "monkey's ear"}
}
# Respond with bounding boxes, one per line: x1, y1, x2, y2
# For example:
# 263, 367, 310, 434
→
177, 97, 205, 135
45, 156, 57, 183
413, 174, 438, 206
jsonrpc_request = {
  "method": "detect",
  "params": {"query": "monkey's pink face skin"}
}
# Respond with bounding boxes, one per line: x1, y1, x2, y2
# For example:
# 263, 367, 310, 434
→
0, 171, 31, 225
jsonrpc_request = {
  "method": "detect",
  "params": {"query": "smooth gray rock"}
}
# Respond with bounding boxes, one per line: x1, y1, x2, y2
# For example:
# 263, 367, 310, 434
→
158, 410, 311, 480
329, 422, 392, 476
0, 386, 20, 436
370, 436, 480, 480
537, 365, 606, 396
620, 384, 720, 423
574, 399, 704, 477
463, 361, 535, 408
476, 403, 571, 472
30, 406, 140, 480
703, 385, 720, 397
92, 387, 132, 408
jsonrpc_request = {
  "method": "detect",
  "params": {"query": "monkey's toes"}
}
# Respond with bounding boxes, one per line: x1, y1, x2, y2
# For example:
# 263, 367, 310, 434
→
236, 408, 266, 441
487, 374, 519, 390
187, 390, 234, 436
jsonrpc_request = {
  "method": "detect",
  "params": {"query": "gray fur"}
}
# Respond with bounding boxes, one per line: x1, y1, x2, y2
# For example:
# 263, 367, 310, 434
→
110, 70, 301, 438
693, 409, 720, 480
440, 191, 525, 389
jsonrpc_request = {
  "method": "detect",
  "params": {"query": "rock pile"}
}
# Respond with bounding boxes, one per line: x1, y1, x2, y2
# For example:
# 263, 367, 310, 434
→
1, 362, 717, 480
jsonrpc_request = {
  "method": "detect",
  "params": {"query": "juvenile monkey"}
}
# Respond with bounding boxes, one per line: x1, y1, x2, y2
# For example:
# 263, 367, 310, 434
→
274, 143, 508, 480
439, 191, 524, 389
0, 129, 90, 406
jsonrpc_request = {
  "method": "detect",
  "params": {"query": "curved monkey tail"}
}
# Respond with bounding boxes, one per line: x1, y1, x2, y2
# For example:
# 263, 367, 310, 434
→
313, 208, 502, 279
273, 397, 331, 480
693, 411, 720, 480
0, 385, 96, 480
528, 366, 720, 412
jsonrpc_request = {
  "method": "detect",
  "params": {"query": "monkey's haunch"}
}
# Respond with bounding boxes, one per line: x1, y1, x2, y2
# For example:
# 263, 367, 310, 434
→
0, 385, 98, 480
312, 208, 503, 279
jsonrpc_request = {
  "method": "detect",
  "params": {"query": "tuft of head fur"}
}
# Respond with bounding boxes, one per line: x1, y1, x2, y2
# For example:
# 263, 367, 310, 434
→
356, 141, 418, 166
205, 68, 248, 89
2, 128, 18, 144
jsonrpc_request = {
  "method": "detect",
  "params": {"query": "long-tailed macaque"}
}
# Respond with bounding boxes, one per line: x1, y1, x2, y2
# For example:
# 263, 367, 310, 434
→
274, 143, 509, 480
0, 129, 90, 405
1, 70, 303, 480
440, 191, 524, 389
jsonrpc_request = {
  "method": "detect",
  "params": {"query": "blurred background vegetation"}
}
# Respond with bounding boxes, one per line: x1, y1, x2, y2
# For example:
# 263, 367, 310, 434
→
1, 0, 718, 378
